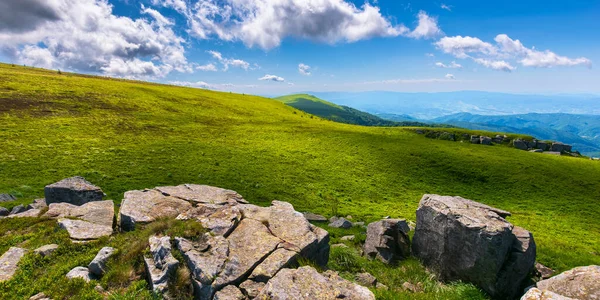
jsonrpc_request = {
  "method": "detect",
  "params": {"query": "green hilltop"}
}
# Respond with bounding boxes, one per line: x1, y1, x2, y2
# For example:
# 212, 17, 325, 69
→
1, 64, 600, 299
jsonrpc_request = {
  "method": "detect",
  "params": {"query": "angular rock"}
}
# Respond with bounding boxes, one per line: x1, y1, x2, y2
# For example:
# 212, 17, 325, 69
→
66, 266, 92, 282
34, 244, 59, 257
46, 200, 114, 227
536, 265, 600, 299
521, 288, 574, 300
239, 280, 265, 298
256, 266, 375, 300
27, 198, 47, 210
514, 139, 528, 150
119, 189, 192, 231
471, 135, 480, 144
551, 142, 572, 153
480, 136, 492, 145
88, 247, 116, 277
302, 212, 327, 222
536, 262, 554, 280
328, 217, 352, 229
527, 140, 538, 149
536, 141, 550, 151
0, 207, 8, 217
144, 236, 178, 293
10, 204, 27, 215
29, 292, 51, 300
364, 219, 410, 264
177, 204, 241, 236
376, 283, 388, 290
7, 208, 41, 218
249, 248, 298, 282
45, 176, 104, 206
309, 224, 330, 266
156, 184, 248, 204
412, 194, 535, 299
355, 272, 377, 287
0, 193, 16, 202
214, 285, 245, 300
0, 247, 27, 282
58, 219, 113, 241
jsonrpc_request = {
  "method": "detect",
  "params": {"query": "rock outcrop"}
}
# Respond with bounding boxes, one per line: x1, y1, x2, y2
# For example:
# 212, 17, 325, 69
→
256, 266, 375, 299
144, 236, 179, 294
363, 219, 410, 264
45, 176, 104, 205
119, 189, 193, 231
412, 194, 535, 299
46, 200, 114, 241
534, 265, 600, 299
0, 247, 27, 282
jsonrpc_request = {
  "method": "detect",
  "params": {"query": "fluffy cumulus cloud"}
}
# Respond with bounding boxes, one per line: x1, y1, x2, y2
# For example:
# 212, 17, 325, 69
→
435, 34, 591, 71
406, 11, 443, 39
298, 63, 311, 75
0, 0, 190, 78
207, 50, 251, 71
259, 74, 285, 82
445, 73, 455, 79
435, 61, 462, 69
196, 63, 218, 71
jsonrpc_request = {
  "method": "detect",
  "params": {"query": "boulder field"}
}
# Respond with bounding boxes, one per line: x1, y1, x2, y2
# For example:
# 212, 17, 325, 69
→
1, 177, 599, 299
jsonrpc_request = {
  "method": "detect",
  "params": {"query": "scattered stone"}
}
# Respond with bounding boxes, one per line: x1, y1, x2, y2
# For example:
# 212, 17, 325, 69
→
520, 288, 574, 300
156, 184, 248, 204
34, 244, 59, 257
331, 243, 348, 248
66, 266, 92, 282
29, 292, 51, 300
58, 219, 113, 241
328, 217, 352, 229
144, 236, 178, 293
340, 235, 355, 241
45, 176, 104, 206
364, 219, 410, 264
214, 285, 245, 300
88, 247, 116, 277
355, 272, 377, 287
514, 139, 529, 150
480, 136, 492, 145
536, 262, 554, 280
10, 204, 27, 215
0, 207, 8, 217
402, 282, 424, 293
376, 283, 389, 290
412, 194, 535, 299
302, 212, 327, 222
536, 265, 600, 299
0, 193, 16, 202
119, 189, 192, 231
239, 280, 265, 298
7, 208, 41, 218
256, 266, 375, 299
0, 247, 27, 282
27, 198, 47, 210
470, 135, 480, 144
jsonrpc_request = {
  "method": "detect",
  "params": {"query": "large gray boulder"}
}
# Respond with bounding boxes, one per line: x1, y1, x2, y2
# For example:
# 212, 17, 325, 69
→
144, 236, 179, 294
256, 266, 375, 299
88, 247, 116, 277
46, 200, 114, 241
480, 136, 492, 145
0, 207, 8, 216
536, 141, 550, 151
45, 176, 104, 206
66, 267, 93, 282
535, 265, 600, 299
551, 142, 572, 153
514, 139, 529, 150
471, 135, 480, 144
363, 219, 410, 264
0, 247, 27, 282
412, 194, 535, 299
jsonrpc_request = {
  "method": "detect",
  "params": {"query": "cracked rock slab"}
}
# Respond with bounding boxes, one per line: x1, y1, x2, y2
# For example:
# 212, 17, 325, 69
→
213, 285, 245, 300
58, 219, 113, 241
120, 189, 192, 231
177, 204, 241, 236
249, 248, 298, 282
0, 247, 27, 282
45, 176, 104, 206
156, 184, 248, 204
145, 236, 179, 294
45, 200, 114, 227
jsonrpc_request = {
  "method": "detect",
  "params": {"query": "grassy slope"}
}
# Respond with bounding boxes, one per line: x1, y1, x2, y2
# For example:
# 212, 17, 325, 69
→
0, 64, 599, 298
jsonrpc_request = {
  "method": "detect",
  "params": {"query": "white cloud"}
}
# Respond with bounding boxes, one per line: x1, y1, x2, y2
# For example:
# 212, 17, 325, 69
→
472, 58, 516, 72
196, 63, 218, 71
445, 73, 455, 79
151, 0, 187, 13
259, 74, 285, 82
425, 53, 435, 57
435, 61, 462, 69
170, 80, 258, 91
365, 77, 458, 84
206, 50, 251, 71
435, 36, 497, 58
494, 34, 591, 68
0, 0, 190, 78
441, 4, 452, 11
298, 63, 311, 75
406, 11, 443, 39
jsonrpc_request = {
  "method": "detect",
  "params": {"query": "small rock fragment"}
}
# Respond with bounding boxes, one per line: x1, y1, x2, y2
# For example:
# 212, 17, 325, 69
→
328, 217, 352, 229
88, 247, 116, 277
302, 212, 327, 222
402, 282, 423, 293
536, 262, 554, 280
0, 207, 8, 217
355, 272, 377, 287
66, 266, 92, 282
29, 293, 51, 300
0, 247, 28, 282
10, 204, 27, 215
340, 235, 355, 241
34, 244, 59, 257
144, 236, 178, 293
239, 280, 266, 298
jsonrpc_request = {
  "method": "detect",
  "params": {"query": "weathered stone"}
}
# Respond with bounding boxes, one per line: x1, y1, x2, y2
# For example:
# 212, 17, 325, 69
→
551, 142, 572, 153
470, 135, 480, 144
0, 193, 16, 202
250, 248, 298, 282
214, 285, 245, 300
328, 217, 352, 229
536, 265, 600, 299
402, 282, 424, 293
29, 292, 51, 300
45, 176, 104, 206
45, 200, 114, 227
480, 136, 492, 145
340, 235, 355, 241
536, 141, 550, 151
256, 266, 375, 300
10, 204, 27, 215
412, 194, 535, 299
27, 198, 47, 210
536, 262, 554, 280
527, 140, 538, 149
58, 219, 113, 241
34, 244, 59, 257
514, 139, 528, 150
66, 266, 92, 282
364, 219, 410, 264
119, 189, 192, 231
88, 247, 116, 277
177, 204, 241, 236
376, 283, 388, 290
302, 212, 327, 222
439, 132, 455, 141
0, 207, 8, 216
239, 280, 265, 298
144, 236, 178, 293
521, 288, 574, 300
0, 247, 27, 282
7, 208, 41, 218
355, 272, 377, 287
156, 184, 248, 204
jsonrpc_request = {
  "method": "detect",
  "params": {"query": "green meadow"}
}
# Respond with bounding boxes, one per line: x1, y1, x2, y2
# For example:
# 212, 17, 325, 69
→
1, 63, 599, 299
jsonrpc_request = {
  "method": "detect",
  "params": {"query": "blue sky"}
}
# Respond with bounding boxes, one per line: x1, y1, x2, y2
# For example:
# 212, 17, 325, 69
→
1, 0, 599, 95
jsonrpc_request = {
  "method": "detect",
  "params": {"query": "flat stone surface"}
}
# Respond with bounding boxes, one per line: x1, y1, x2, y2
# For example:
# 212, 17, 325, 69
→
239, 280, 265, 298
66, 266, 92, 282
0, 247, 27, 282
521, 288, 574, 300
7, 208, 41, 218
302, 212, 327, 222
536, 265, 600, 299
45, 176, 104, 206
34, 244, 59, 257
177, 204, 241, 236
45, 200, 114, 227
27, 198, 47, 210
119, 189, 192, 231
89, 247, 116, 277
256, 266, 375, 300
250, 248, 298, 282
213, 285, 245, 300
156, 184, 247, 204
58, 219, 113, 241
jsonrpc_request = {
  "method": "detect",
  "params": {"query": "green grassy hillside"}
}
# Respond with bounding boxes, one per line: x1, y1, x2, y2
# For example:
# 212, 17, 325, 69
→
1, 64, 600, 299
275, 93, 431, 127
